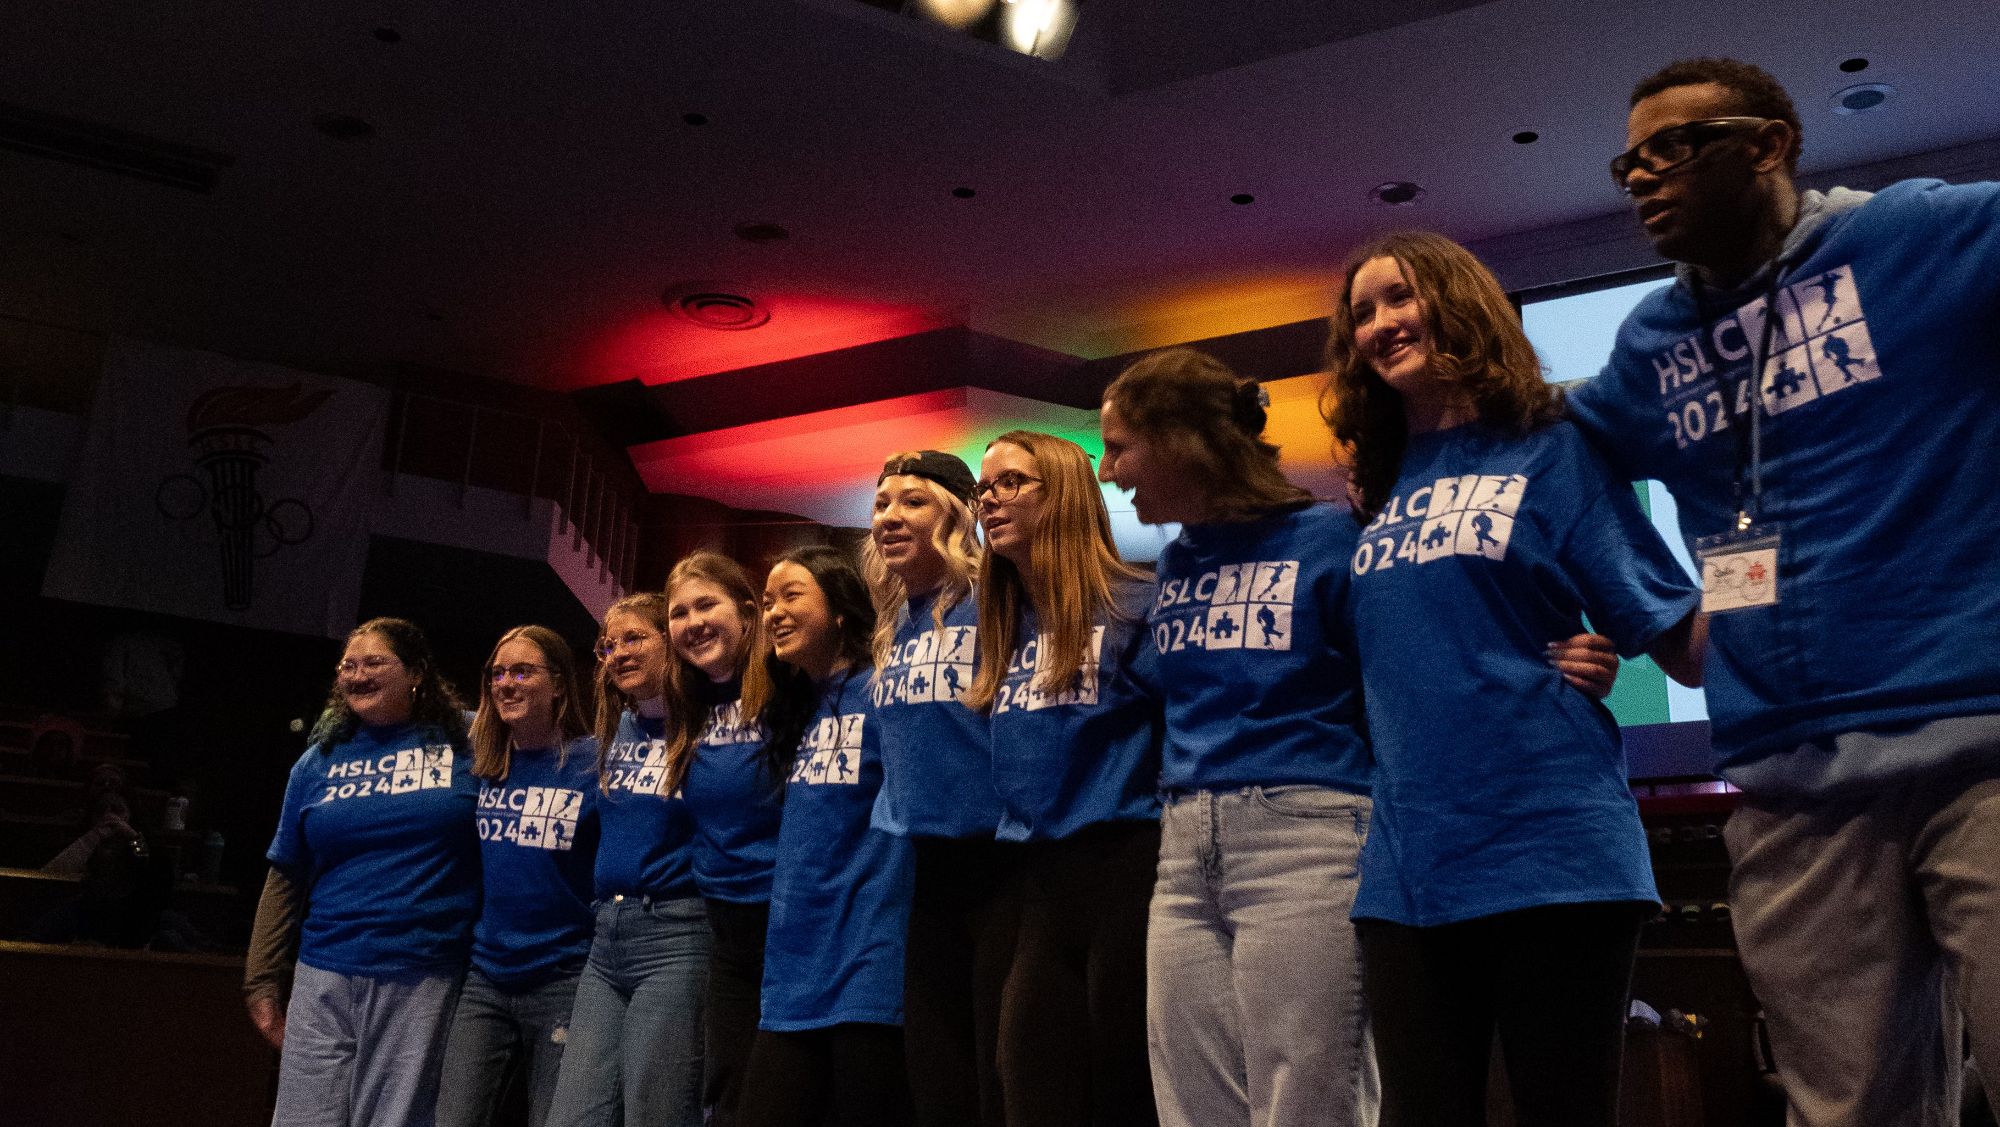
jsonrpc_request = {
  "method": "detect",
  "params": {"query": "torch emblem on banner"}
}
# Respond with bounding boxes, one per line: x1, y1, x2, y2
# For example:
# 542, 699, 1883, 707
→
155, 383, 333, 611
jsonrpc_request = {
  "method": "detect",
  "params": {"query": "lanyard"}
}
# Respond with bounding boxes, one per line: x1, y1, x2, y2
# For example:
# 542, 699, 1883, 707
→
1693, 269, 1786, 531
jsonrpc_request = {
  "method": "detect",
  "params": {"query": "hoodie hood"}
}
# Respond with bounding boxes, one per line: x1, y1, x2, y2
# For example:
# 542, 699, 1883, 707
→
1674, 186, 1875, 300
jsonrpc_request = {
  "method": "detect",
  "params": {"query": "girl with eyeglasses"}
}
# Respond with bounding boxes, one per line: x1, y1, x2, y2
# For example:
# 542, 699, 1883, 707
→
860, 450, 1014, 1127
736, 546, 917, 1127
1324, 232, 1703, 1127
655, 552, 783, 1127
1097, 347, 1632, 1127
254, 617, 479, 1127
970, 430, 1164, 1126
544, 594, 710, 1127
436, 625, 599, 1127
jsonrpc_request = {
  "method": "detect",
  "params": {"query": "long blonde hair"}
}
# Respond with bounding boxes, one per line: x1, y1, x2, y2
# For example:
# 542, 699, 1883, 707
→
470, 625, 593, 782
968, 431, 1145, 710
861, 455, 983, 670
592, 592, 672, 789
658, 552, 770, 799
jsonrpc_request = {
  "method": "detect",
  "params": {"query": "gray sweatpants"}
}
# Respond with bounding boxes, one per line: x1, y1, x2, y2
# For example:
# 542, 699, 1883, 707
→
1726, 763, 2000, 1127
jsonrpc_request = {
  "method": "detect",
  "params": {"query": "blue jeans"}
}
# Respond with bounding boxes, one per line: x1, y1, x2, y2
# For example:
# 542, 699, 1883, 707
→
435, 966, 583, 1127
275, 961, 465, 1127
544, 896, 711, 1127
1146, 786, 1379, 1127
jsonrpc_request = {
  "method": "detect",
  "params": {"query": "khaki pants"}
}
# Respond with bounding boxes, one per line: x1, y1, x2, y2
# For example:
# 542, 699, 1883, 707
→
1725, 764, 2000, 1127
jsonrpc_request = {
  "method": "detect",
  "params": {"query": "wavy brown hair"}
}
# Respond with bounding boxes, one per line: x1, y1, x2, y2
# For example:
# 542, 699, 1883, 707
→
1103, 347, 1312, 521
1320, 231, 1562, 523
861, 455, 984, 670
658, 552, 770, 798
470, 625, 593, 782
967, 431, 1146, 711
591, 591, 672, 790
309, 617, 468, 751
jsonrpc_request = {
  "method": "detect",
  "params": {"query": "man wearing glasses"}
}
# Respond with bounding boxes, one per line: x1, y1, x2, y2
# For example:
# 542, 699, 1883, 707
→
1566, 57, 2000, 1127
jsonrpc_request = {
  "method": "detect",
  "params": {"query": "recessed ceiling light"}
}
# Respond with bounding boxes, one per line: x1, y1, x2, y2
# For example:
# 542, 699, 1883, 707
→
1230, 193, 1255, 205
1838, 57, 1869, 73
313, 114, 376, 141
682, 112, 708, 126
952, 187, 976, 198
1369, 181, 1424, 206
1512, 131, 1539, 144
732, 222, 789, 243
1831, 83, 1893, 114
373, 27, 402, 43
662, 283, 770, 330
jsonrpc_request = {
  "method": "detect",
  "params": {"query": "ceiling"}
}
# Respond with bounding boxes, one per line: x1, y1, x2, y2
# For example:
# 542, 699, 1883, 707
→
4, 0, 1997, 402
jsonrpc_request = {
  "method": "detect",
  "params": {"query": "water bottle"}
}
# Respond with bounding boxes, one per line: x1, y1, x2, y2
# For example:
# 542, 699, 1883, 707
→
200, 831, 225, 886
163, 796, 188, 832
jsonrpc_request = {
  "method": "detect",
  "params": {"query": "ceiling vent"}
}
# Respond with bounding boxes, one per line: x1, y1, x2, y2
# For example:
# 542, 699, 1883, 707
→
663, 282, 770, 331
0, 101, 234, 192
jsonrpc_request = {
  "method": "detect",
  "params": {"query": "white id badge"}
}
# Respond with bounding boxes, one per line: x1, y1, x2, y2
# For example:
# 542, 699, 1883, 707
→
1694, 524, 1781, 613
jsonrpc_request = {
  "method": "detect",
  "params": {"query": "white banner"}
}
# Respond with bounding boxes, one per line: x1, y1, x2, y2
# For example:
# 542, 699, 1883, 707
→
43, 339, 390, 638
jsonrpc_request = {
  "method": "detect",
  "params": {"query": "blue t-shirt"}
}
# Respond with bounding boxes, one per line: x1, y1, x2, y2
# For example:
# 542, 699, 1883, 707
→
870, 588, 1003, 838
471, 741, 599, 988
1568, 180, 2000, 793
762, 670, 916, 1031
266, 721, 481, 976
593, 710, 700, 902
1149, 502, 1373, 794
682, 679, 783, 904
1347, 421, 1699, 926
990, 582, 1163, 840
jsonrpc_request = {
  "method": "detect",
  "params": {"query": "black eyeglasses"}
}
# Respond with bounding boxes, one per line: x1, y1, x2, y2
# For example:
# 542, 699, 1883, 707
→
1609, 117, 1772, 193
488, 663, 550, 685
973, 471, 1043, 506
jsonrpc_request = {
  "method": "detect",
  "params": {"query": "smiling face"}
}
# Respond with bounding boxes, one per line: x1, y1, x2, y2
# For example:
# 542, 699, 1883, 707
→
339, 630, 419, 727
668, 577, 751, 683
763, 561, 842, 679
1099, 398, 1202, 526
978, 441, 1046, 570
489, 635, 558, 734
1348, 255, 1438, 401
1624, 82, 1772, 267
600, 609, 668, 699
871, 474, 951, 596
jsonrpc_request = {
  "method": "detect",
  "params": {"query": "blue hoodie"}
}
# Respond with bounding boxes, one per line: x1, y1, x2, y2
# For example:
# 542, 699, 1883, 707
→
1568, 180, 2000, 796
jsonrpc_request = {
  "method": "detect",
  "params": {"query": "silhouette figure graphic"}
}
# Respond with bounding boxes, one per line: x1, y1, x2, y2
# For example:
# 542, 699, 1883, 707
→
1822, 335, 1865, 384
834, 750, 852, 783
1256, 606, 1283, 646
1258, 562, 1292, 599
1808, 271, 1842, 331
942, 665, 963, 697
1468, 513, 1504, 555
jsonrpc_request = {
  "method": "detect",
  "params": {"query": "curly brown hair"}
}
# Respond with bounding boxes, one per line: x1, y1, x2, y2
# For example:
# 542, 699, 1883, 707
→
1320, 231, 1562, 524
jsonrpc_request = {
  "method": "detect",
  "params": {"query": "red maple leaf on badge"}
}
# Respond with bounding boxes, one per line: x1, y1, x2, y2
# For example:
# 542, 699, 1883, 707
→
1747, 562, 1768, 583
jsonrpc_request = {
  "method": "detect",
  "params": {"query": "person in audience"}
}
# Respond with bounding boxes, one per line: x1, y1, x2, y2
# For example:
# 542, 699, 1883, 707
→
1323, 231, 1704, 1127
544, 594, 710, 1127
861, 450, 1015, 1127
42, 762, 139, 876
436, 626, 599, 1127
1099, 347, 1628, 1127
657, 552, 783, 1127
255, 616, 480, 1127
736, 546, 916, 1127
25, 825, 203, 950
967, 430, 1162, 1126
1566, 56, 2000, 1125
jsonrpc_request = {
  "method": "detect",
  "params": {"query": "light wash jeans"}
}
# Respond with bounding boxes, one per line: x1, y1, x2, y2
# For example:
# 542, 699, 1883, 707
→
435, 966, 583, 1127
544, 896, 711, 1127
1146, 785, 1379, 1127
275, 960, 465, 1127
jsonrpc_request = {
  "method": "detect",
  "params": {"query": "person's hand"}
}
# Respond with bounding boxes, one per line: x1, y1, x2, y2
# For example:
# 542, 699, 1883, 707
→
247, 993, 286, 1049
1549, 633, 1619, 700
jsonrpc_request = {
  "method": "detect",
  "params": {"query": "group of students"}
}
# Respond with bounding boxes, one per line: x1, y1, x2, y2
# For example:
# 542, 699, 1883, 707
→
246, 56, 2000, 1127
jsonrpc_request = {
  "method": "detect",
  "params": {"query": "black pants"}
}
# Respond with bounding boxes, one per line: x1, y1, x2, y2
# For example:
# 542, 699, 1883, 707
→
905, 835, 1023, 1127
736, 1022, 914, 1127
1000, 820, 1159, 1127
704, 897, 770, 1127
1356, 900, 1653, 1127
